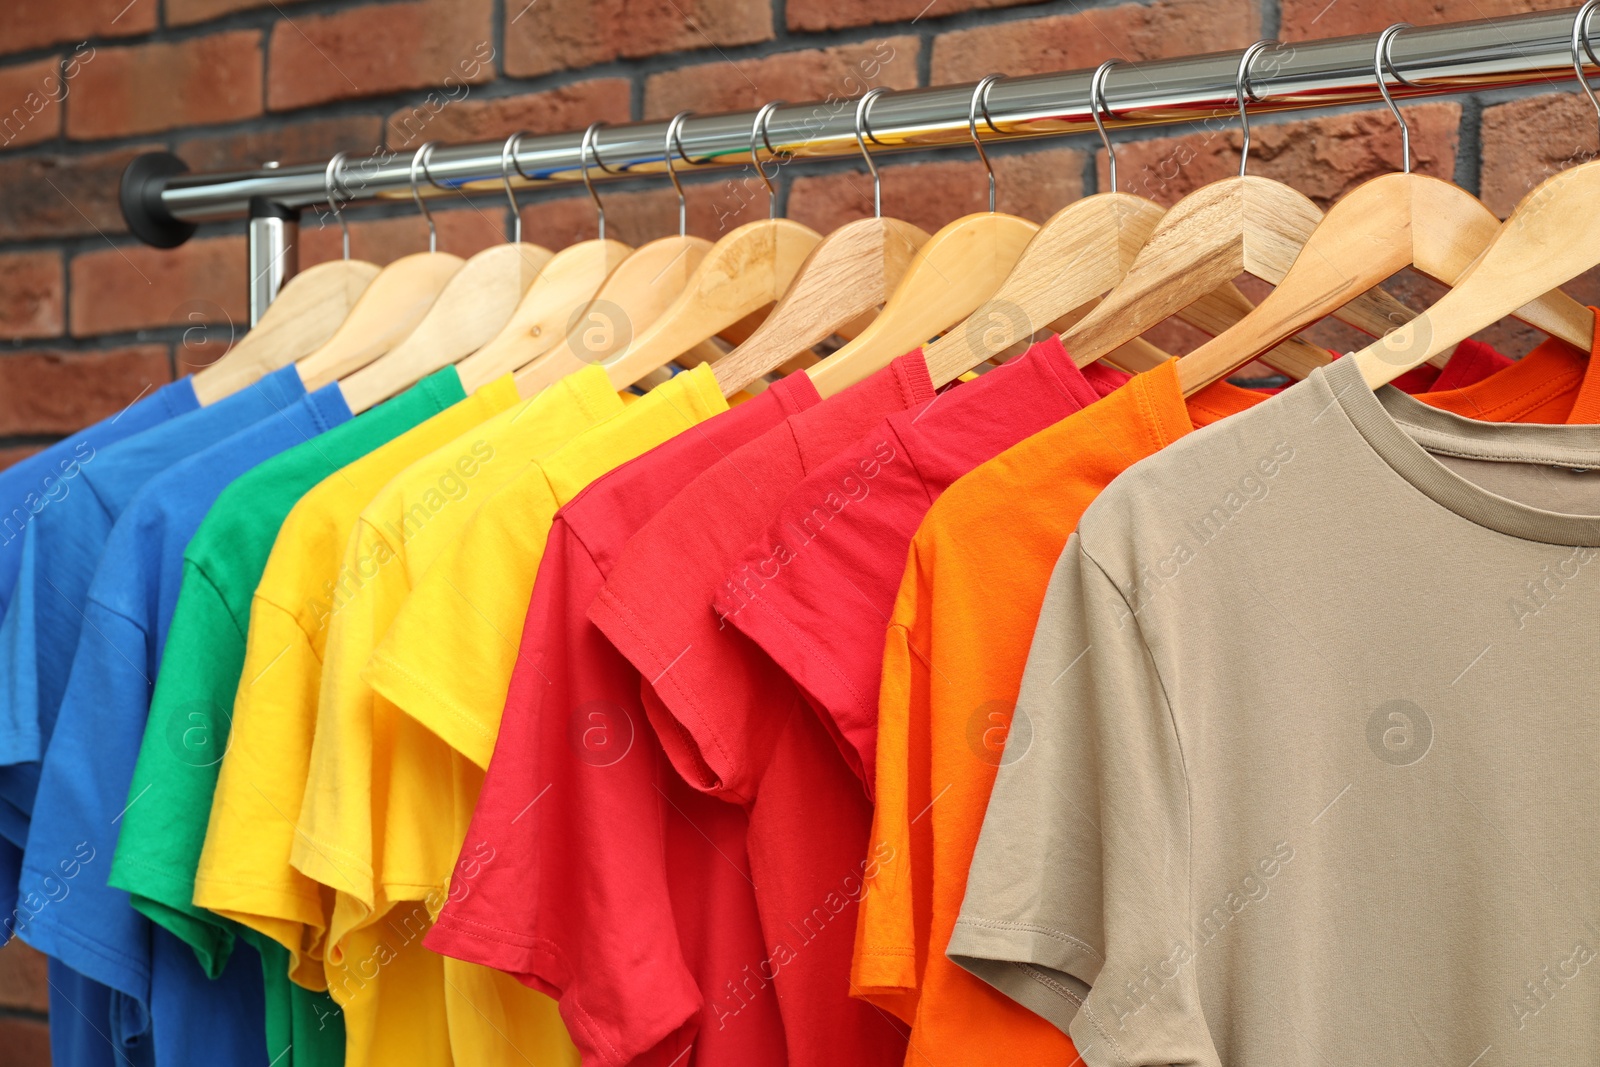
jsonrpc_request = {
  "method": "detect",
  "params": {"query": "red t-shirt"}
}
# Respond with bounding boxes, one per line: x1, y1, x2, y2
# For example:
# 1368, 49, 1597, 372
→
718, 338, 1513, 792
588, 350, 1108, 1067
713, 335, 1122, 791
425, 372, 819, 1067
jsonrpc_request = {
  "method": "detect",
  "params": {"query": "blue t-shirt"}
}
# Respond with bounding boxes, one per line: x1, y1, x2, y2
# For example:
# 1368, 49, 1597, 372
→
0, 365, 306, 806
16, 382, 350, 1067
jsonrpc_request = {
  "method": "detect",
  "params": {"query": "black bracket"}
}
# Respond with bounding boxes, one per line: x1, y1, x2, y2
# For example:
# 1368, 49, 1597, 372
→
119, 151, 198, 249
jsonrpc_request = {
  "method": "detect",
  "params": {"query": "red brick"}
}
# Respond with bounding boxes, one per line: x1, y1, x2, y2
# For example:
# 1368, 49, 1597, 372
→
931, 0, 1258, 84
505, 0, 773, 79
1280, 0, 1567, 42
0, 445, 45, 473
0, 145, 162, 242
0, 253, 64, 341
789, 0, 1042, 32
300, 209, 505, 269
178, 116, 385, 173
0, 347, 172, 437
1480, 92, 1599, 219
9, 0, 154, 51
168, 0, 311, 26
269, 0, 495, 112
0, 938, 50, 1014
1097, 102, 1459, 207
386, 79, 630, 150
69, 237, 247, 336
68, 32, 263, 139
788, 148, 1085, 234
644, 38, 918, 118
0, 57, 66, 151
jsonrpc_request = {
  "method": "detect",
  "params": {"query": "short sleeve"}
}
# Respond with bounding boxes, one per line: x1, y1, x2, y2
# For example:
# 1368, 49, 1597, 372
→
425, 521, 701, 1067
849, 568, 929, 1016
192, 594, 331, 991
109, 561, 243, 977
947, 535, 1204, 1065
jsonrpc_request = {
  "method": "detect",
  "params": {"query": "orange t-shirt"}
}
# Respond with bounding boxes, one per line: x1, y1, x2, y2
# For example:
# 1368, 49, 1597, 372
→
859, 328, 1600, 1066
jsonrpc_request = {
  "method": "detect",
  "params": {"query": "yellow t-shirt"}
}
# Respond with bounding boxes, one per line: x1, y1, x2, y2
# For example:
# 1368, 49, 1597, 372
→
191, 374, 525, 1065
292, 366, 624, 1067
366, 362, 728, 773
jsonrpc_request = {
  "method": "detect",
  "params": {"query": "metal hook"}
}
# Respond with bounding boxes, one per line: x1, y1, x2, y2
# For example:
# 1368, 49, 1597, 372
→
855, 87, 889, 218
664, 111, 692, 238
1089, 59, 1120, 192
500, 132, 527, 244
1235, 40, 1275, 177
970, 75, 1005, 213
579, 122, 608, 242
1575, 1, 1600, 145
324, 151, 351, 260
409, 143, 439, 252
1375, 24, 1413, 174
751, 100, 784, 219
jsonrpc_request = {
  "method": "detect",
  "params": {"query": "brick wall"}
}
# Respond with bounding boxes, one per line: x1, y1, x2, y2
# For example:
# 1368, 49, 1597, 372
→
0, 0, 1596, 1056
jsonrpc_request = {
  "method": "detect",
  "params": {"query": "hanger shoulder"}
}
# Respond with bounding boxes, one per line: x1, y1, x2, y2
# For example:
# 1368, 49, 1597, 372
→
713, 217, 930, 395
295, 251, 465, 391
512, 234, 711, 398
601, 218, 822, 391
335, 243, 549, 412
190, 259, 380, 405
1353, 163, 1600, 386
808, 212, 1039, 398
922, 193, 1165, 385
455, 238, 632, 393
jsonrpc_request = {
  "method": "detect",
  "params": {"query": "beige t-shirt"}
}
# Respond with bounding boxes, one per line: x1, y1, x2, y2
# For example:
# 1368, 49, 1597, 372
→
949, 356, 1600, 1067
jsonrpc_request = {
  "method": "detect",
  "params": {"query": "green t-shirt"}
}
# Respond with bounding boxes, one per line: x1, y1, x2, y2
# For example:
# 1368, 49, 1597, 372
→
107, 368, 467, 1067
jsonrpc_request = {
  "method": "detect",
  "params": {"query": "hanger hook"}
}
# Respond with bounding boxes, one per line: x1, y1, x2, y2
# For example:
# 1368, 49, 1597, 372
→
970, 74, 1005, 213
1375, 24, 1413, 174
579, 122, 608, 242
409, 142, 439, 253
854, 87, 889, 219
1574, 0, 1600, 145
1089, 59, 1120, 192
1235, 40, 1275, 177
324, 151, 350, 261
500, 132, 527, 245
751, 100, 785, 219
664, 111, 692, 238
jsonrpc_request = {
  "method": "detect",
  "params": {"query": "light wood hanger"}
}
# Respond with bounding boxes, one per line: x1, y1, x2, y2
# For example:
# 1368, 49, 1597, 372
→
1053, 45, 1425, 380
456, 122, 635, 394
715, 91, 932, 394
515, 111, 737, 396
920, 56, 1345, 389
1352, 6, 1600, 388
296, 148, 465, 392
807, 76, 1041, 398
340, 136, 556, 412
1176, 25, 1591, 396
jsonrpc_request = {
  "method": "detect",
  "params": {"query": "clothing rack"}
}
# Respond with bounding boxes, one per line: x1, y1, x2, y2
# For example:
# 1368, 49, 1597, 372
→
120, 7, 1600, 324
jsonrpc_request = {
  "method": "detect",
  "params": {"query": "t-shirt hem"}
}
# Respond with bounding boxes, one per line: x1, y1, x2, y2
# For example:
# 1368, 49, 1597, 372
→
364, 651, 495, 770
288, 833, 375, 916
946, 916, 1098, 1045
12, 891, 149, 1001
110, 857, 233, 977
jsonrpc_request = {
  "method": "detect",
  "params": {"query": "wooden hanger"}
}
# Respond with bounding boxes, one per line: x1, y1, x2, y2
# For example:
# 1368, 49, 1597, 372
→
457, 122, 634, 394
339, 137, 556, 411
297, 148, 465, 392
515, 111, 732, 397
191, 260, 378, 405
1049, 46, 1421, 379
715, 92, 933, 394
1352, 6, 1600, 388
1176, 25, 1592, 396
806, 77, 1040, 398
919, 58, 1340, 388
